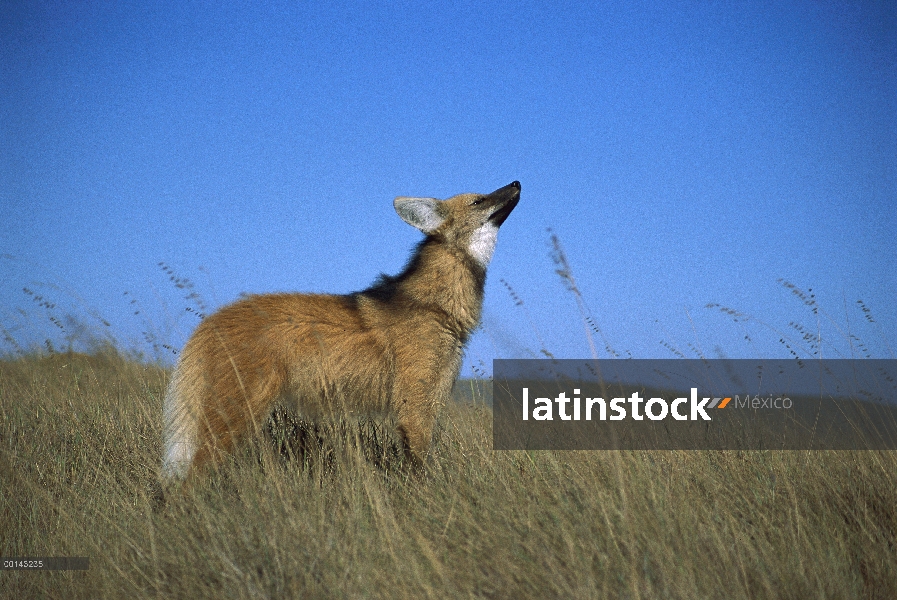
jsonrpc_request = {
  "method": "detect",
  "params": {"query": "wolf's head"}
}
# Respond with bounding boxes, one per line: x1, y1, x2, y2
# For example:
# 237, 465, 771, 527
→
394, 181, 520, 267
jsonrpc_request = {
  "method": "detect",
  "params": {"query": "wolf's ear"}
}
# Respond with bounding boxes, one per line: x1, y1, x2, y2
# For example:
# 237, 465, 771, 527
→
394, 197, 445, 233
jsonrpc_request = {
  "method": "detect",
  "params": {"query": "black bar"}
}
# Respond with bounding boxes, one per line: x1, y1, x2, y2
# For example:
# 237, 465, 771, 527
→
1, 557, 89, 570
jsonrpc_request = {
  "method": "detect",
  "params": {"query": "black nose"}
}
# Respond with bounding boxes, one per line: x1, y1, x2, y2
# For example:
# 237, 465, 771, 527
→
510, 181, 520, 189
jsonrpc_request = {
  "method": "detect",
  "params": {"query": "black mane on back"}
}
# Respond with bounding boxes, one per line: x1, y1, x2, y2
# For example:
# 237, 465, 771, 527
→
353, 236, 486, 304
355, 238, 430, 303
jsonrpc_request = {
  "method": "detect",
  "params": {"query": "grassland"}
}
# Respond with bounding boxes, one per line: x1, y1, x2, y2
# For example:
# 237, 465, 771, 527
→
1, 349, 895, 598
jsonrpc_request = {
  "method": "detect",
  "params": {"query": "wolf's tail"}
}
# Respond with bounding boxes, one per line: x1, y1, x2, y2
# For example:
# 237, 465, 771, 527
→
161, 360, 199, 481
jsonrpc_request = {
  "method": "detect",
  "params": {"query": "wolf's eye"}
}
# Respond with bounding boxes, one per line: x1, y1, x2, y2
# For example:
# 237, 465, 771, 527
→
470, 198, 486, 206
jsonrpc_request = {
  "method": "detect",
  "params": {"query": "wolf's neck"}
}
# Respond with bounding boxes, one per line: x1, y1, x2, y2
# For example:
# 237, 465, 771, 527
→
403, 240, 486, 336
362, 238, 486, 339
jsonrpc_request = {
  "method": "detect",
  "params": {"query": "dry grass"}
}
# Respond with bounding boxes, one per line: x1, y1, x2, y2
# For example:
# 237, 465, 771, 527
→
1, 349, 895, 598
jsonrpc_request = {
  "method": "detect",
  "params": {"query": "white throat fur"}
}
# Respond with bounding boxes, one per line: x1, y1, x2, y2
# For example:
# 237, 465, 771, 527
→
468, 222, 499, 267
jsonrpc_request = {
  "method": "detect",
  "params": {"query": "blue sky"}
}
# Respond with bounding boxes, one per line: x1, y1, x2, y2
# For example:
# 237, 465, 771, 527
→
2, 1, 895, 371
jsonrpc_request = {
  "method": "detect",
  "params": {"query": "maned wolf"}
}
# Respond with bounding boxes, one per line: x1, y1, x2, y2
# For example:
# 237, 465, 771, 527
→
162, 181, 520, 481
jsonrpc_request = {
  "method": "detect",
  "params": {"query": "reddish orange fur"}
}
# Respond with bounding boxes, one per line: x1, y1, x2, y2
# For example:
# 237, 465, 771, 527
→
162, 181, 519, 481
